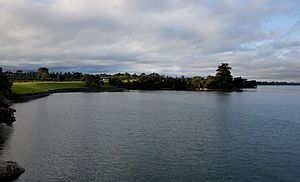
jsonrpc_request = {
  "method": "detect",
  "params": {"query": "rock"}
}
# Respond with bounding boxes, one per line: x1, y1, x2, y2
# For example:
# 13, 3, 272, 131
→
0, 107, 16, 125
0, 161, 25, 180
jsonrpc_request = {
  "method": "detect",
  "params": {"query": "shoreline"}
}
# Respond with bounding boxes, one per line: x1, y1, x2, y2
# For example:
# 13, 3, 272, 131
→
13, 87, 125, 103
12, 87, 256, 103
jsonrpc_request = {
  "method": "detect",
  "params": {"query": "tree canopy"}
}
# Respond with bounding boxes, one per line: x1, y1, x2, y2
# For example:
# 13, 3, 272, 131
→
37, 67, 49, 82
81, 74, 103, 88
0, 72, 12, 97
106, 63, 256, 90
0, 71, 15, 125
215, 63, 233, 89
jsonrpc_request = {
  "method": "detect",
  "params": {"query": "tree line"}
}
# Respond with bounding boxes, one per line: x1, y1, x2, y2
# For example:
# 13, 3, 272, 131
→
2, 63, 257, 90
5, 68, 84, 82
109, 63, 257, 90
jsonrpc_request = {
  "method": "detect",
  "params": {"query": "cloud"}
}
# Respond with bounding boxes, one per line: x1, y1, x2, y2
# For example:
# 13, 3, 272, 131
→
0, 0, 299, 81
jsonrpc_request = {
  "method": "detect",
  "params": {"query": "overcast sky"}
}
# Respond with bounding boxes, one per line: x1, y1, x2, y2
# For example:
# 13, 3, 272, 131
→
0, 0, 300, 81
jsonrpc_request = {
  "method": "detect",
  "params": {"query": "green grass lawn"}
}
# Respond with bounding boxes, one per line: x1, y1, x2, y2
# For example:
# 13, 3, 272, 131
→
12, 81, 86, 94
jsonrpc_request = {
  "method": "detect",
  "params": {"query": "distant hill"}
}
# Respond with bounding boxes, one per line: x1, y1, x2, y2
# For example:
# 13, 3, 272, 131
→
257, 81, 300, 85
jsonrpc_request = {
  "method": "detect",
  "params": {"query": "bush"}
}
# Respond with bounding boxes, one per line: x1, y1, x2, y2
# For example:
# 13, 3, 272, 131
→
81, 74, 103, 88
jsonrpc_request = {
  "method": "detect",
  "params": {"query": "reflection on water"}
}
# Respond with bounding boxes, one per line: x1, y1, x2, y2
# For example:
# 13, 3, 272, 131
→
1, 86, 300, 181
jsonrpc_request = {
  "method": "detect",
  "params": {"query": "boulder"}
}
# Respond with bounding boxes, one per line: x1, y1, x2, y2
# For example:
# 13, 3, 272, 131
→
0, 107, 16, 125
0, 161, 25, 180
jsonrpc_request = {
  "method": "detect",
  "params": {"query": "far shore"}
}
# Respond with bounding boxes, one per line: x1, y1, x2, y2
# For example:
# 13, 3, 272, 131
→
13, 86, 249, 103
11, 80, 260, 103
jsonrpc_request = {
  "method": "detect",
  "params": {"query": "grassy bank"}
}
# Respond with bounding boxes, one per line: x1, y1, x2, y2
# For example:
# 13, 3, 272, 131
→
12, 81, 86, 94
12, 81, 120, 95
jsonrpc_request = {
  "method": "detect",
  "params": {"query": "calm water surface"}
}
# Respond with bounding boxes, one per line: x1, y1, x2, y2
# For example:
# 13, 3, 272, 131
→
1, 86, 300, 181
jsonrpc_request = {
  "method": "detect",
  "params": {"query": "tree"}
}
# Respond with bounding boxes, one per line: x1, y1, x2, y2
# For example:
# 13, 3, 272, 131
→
58, 73, 65, 82
0, 72, 15, 125
16, 70, 23, 74
16, 70, 23, 82
108, 77, 123, 87
37, 67, 49, 82
81, 74, 103, 88
215, 63, 233, 89
190, 76, 205, 90
205, 75, 218, 89
233, 77, 245, 88
0, 72, 12, 97
123, 72, 131, 81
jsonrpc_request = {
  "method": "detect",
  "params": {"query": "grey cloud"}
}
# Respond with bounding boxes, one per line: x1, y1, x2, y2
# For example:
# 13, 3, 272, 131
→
0, 0, 300, 81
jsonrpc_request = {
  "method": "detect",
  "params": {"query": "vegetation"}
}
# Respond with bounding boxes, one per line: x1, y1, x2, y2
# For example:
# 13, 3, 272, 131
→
108, 63, 256, 90
37, 67, 49, 82
81, 74, 104, 88
0, 72, 13, 96
108, 77, 124, 88
5, 70, 84, 82
215, 63, 233, 89
0, 67, 15, 125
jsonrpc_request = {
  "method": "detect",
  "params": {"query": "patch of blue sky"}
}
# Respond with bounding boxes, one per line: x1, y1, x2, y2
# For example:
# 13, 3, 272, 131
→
240, 40, 273, 51
263, 14, 300, 34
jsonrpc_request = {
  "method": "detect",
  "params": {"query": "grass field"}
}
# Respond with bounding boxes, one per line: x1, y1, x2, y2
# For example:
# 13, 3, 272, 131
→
12, 81, 86, 94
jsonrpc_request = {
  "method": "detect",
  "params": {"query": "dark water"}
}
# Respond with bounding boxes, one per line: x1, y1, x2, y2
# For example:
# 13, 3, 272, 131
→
1, 86, 300, 181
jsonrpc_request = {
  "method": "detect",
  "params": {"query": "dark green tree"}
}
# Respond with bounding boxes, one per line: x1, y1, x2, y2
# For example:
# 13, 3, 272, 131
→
108, 77, 123, 87
0, 72, 15, 125
0, 72, 12, 97
81, 74, 103, 88
190, 76, 205, 90
16, 70, 23, 83
37, 67, 49, 82
205, 75, 218, 89
215, 63, 233, 89
58, 73, 65, 82
232, 77, 245, 88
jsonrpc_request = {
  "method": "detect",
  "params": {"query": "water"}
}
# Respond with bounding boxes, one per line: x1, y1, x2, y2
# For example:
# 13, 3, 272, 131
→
1, 86, 300, 181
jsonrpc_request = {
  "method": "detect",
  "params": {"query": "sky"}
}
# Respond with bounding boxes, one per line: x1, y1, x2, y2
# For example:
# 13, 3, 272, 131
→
0, 0, 300, 81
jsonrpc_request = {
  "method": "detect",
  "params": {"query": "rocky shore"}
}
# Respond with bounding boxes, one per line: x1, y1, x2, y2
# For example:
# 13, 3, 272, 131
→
0, 161, 25, 180
0, 95, 16, 125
